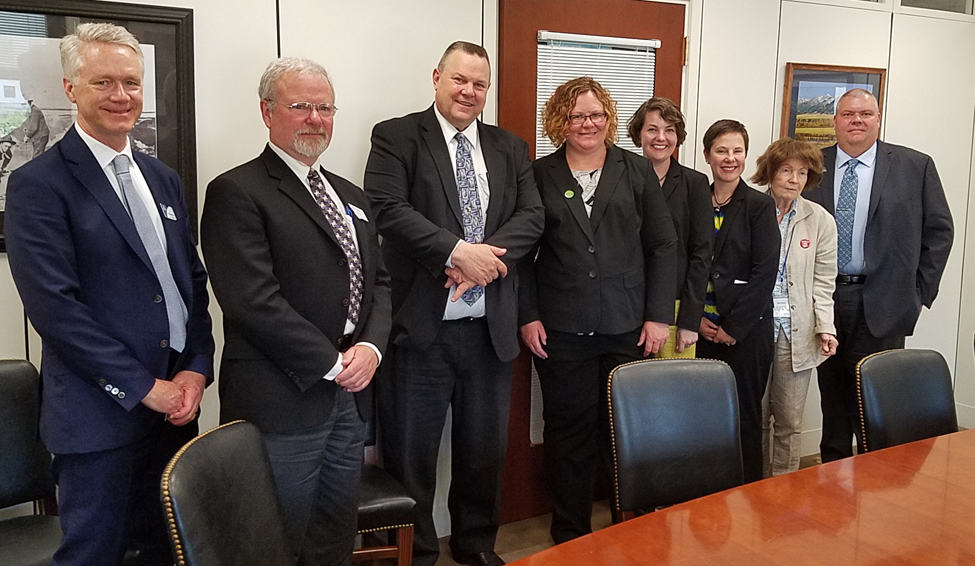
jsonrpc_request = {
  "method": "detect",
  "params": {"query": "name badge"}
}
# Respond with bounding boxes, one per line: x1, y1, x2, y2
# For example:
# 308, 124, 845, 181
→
159, 204, 177, 221
773, 297, 791, 318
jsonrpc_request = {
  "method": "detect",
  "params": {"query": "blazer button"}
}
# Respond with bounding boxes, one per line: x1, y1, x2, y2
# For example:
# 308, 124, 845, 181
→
153, 294, 163, 303
587, 245, 595, 254
160, 339, 169, 348
588, 271, 597, 279
342, 298, 350, 306
338, 258, 347, 266
98, 378, 108, 387
105, 384, 112, 392
118, 392, 126, 399
713, 272, 721, 279
111, 387, 120, 395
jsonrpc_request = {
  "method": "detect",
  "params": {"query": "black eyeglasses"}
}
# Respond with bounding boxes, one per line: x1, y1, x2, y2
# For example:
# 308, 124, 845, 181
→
568, 112, 608, 126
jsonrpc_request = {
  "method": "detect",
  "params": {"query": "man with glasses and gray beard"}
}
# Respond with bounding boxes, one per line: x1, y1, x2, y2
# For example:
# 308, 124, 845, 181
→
201, 57, 391, 565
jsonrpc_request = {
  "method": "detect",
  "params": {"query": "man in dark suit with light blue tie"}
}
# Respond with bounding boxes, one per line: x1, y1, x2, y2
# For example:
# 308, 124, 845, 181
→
365, 41, 543, 566
5, 23, 213, 566
804, 88, 953, 462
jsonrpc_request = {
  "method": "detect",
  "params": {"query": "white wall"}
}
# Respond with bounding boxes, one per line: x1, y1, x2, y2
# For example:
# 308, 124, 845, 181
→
4, 0, 975, 526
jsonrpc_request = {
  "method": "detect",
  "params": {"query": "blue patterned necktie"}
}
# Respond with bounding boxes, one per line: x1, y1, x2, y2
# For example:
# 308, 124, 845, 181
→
836, 158, 859, 271
112, 154, 187, 351
308, 168, 363, 323
455, 133, 484, 306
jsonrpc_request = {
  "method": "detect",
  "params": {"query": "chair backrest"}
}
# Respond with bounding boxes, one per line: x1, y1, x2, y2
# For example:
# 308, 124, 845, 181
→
0, 359, 55, 509
161, 420, 292, 566
857, 349, 958, 452
609, 359, 743, 513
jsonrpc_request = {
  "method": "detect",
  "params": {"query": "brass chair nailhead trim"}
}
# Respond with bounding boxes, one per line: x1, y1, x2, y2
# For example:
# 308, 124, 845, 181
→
160, 420, 247, 566
855, 349, 898, 454
356, 522, 414, 535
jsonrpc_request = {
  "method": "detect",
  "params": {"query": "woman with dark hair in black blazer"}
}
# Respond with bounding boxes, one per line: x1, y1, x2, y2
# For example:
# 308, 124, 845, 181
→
695, 119, 780, 483
628, 97, 713, 357
519, 77, 677, 543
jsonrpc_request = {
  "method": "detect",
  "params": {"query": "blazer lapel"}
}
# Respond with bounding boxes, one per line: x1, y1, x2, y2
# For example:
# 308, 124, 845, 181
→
712, 179, 747, 259
326, 171, 374, 279
867, 141, 892, 224
659, 156, 680, 201
815, 145, 837, 215
588, 145, 624, 234
420, 108, 463, 227
261, 146, 343, 250
60, 128, 154, 273
480, 126, 506, 236
548, 146, 594, 244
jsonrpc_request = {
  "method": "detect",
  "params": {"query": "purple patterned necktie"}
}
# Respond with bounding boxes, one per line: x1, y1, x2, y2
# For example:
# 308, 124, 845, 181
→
308, 168, 363, 323
455, 133, 484, 306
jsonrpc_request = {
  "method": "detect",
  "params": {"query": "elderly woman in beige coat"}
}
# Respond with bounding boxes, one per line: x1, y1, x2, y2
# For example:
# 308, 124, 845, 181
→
752, 138, 838, 477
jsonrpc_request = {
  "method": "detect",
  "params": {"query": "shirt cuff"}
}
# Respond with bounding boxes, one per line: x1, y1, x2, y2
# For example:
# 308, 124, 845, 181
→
322, 353, 343, 381
446, 239, 464, 268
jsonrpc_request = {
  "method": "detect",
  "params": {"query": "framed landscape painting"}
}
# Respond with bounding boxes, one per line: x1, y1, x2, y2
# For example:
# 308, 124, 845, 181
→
780, 63, 886, 148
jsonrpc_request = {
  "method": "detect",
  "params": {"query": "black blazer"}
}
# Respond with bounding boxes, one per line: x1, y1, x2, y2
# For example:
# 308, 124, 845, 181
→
805, 141, 953, 337
709, 179, 780, 341
364, 106, 544, 362
519, 145, 677, 335
660, 157, 714, 331
201, 146, 391, 432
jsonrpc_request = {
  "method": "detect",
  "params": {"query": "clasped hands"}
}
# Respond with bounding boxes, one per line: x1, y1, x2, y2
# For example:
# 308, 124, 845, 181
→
443, 240, 508, 301
141, 370, 206, 426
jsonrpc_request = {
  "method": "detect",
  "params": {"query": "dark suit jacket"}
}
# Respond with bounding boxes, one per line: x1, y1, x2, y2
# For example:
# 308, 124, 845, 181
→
5, 126, 214, 454
660, 157, 714, 331
519, 145, 677, 334
201, 146, 391, 432
364, 106, 544, 362
805, 141, 953, 337
709, 179, 780, 341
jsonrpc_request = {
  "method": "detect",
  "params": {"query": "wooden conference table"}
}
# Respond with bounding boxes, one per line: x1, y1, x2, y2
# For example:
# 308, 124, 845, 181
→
511, 429, 975, 565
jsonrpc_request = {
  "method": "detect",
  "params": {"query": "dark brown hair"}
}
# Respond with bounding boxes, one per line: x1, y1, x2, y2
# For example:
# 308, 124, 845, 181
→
626, 97, 686, 147
702, 119, 749, 153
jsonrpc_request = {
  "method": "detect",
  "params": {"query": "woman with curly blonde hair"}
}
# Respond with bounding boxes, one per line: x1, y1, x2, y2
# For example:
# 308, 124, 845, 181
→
519, 77, 677, 542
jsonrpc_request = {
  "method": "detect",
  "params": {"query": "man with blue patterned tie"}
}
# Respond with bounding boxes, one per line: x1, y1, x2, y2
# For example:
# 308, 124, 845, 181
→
5, 23, 213, 566
804, 88, 953, 462
364, 41, 543, 566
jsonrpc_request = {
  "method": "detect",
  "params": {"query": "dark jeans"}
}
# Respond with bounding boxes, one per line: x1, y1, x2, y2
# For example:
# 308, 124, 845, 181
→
262, 389, 365, 566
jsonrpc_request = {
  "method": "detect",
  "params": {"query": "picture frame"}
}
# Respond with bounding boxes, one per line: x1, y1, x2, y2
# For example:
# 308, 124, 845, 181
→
780, 62, 886, 149
0, 0, 197, 250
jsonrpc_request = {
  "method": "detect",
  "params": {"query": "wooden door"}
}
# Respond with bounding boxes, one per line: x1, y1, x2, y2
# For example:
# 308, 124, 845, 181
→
497, 0, 687, 523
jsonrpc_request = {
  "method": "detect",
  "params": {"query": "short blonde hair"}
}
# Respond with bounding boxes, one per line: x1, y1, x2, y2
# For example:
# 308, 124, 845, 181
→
541, 77, 617, 148
60, 22, 143, 81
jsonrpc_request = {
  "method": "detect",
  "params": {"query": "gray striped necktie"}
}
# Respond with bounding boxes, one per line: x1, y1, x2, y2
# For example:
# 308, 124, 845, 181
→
112, 154, 187, 351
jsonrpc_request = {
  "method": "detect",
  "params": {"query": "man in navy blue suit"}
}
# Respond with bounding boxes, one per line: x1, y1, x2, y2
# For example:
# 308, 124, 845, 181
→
5, 23, 213, 566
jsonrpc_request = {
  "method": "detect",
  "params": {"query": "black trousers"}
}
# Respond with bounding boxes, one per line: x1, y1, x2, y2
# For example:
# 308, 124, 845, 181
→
379, 318, 511, 566
817, 283, 904, 462
535, 329, 642, 544
697, 316, 773, 483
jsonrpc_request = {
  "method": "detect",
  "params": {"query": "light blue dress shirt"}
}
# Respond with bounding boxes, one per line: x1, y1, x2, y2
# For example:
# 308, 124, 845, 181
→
833, 142, 877, 275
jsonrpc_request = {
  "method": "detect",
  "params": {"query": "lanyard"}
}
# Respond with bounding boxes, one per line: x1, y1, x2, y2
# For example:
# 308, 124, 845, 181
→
777, 218, 796, 283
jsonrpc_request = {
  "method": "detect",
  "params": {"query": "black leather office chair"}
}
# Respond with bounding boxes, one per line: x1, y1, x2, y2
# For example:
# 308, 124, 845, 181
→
353, 418, 415, 566
608, 359, 743, 520
0, 359, 61, 566
857, 348, 958, 452
161, 420, 292, 566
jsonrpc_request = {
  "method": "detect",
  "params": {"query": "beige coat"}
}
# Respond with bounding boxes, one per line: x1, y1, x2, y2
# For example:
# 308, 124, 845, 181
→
781, 196, 837, 371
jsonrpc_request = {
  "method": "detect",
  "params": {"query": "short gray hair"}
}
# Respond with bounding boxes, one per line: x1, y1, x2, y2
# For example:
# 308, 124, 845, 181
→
258, 57, 332, 105
60, 22, 143, 81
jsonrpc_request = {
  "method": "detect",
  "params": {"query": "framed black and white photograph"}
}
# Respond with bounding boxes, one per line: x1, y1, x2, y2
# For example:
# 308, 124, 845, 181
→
0, 0, 197, 249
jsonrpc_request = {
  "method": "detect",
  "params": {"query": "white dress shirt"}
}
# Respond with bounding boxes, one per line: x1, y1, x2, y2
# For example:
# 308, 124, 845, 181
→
268, 142, 381, 380
833, 142, 877, 275
433, 105, 490, 320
